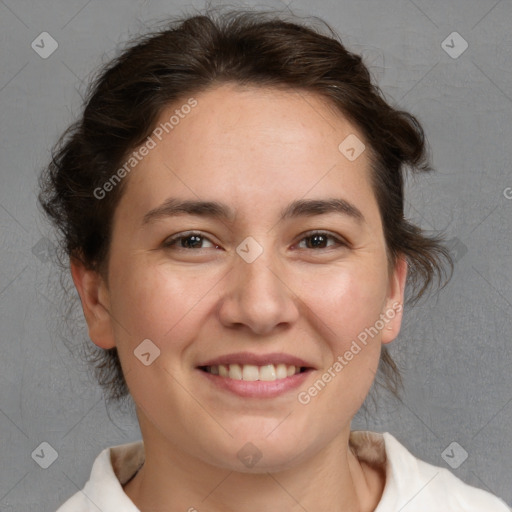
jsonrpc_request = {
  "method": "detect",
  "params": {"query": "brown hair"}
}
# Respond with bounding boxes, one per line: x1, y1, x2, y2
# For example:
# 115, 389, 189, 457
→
38, 7, 452, 404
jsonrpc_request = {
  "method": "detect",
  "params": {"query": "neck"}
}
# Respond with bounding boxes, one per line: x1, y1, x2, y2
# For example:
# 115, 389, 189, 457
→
123, 420, 384, 512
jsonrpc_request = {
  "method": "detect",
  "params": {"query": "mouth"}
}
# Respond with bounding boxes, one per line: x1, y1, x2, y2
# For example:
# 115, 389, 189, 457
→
198, 363, 310, 381
195, 352, 315, 398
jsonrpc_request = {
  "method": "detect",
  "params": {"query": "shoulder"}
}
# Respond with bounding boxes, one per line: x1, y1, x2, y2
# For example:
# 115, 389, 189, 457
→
55, 441, 144, 512
351, 431, 511, 512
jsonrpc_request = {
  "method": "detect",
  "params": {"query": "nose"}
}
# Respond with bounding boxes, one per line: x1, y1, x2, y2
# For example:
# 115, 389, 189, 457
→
217, 243, 300, 335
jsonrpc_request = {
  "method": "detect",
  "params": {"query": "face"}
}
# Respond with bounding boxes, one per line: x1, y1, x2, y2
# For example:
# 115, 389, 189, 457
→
75, 83, 406, 472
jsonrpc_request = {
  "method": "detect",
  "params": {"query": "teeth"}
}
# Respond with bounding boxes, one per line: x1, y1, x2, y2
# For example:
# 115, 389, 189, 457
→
229, 363, 243, 380
260, 364, 276, 381
205, 363, 302, 381
276, 364, 288, 379
242, 364, 259, 381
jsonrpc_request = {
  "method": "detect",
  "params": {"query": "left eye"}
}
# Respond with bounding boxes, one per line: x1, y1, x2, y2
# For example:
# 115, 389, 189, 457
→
295, 231, 345, 250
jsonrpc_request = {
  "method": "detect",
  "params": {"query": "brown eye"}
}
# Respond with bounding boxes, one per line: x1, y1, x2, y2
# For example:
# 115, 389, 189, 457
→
163, 232, 218, 250
296, 231, 346, 250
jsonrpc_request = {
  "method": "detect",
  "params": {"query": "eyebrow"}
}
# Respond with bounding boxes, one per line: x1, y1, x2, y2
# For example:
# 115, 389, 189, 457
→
142, 197, 365, 225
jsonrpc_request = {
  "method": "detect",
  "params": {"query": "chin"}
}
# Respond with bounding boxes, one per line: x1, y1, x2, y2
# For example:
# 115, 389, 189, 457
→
203, 427, 315, 474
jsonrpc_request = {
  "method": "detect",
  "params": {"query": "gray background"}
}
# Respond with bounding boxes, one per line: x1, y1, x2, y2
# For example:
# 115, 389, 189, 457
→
1, 0, 511, 510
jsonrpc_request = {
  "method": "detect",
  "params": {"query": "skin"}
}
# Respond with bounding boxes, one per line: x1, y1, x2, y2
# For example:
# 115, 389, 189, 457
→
71, 83, 407, 512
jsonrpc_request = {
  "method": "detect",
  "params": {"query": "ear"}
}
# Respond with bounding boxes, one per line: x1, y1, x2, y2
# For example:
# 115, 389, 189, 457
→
70, 258, 116, 349
381, 256, 408, 344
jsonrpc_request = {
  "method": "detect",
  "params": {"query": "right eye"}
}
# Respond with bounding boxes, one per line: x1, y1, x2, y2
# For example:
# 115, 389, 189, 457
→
162, 231, 220, 250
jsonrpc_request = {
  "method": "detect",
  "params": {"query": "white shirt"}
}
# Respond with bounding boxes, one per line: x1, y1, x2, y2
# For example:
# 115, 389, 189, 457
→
56, 431, 510, 511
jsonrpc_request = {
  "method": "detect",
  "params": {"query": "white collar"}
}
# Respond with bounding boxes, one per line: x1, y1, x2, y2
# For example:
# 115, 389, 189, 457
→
57, 430, 510, 511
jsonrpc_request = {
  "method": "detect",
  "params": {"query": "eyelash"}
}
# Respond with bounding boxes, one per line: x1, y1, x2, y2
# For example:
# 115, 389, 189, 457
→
163, 230, 347, 251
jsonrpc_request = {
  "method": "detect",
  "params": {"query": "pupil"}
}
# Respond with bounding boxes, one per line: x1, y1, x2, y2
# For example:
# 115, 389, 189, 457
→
308, 234, 326, 248
184, 235, 202, 248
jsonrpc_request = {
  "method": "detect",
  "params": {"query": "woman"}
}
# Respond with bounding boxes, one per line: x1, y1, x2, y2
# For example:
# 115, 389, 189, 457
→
39, 7, 510, 512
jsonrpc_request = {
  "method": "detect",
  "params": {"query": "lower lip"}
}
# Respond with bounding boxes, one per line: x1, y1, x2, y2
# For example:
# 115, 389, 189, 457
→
197, 368, 313, 398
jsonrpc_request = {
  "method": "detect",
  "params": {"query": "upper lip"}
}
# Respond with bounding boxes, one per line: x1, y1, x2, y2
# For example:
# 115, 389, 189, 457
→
197, 352, 316, 369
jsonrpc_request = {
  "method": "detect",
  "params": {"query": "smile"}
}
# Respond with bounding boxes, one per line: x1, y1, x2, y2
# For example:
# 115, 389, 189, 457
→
199, 363, 307, 381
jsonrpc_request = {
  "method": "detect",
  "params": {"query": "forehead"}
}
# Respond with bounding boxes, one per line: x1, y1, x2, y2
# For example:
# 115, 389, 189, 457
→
116, 83, 377, 224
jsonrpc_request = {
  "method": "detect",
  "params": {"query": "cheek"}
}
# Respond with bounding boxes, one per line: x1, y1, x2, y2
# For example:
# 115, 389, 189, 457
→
298, 260, 389, 347
106, 259, 223, 404
108, 257, 223, 344
295, 266, 388, 418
